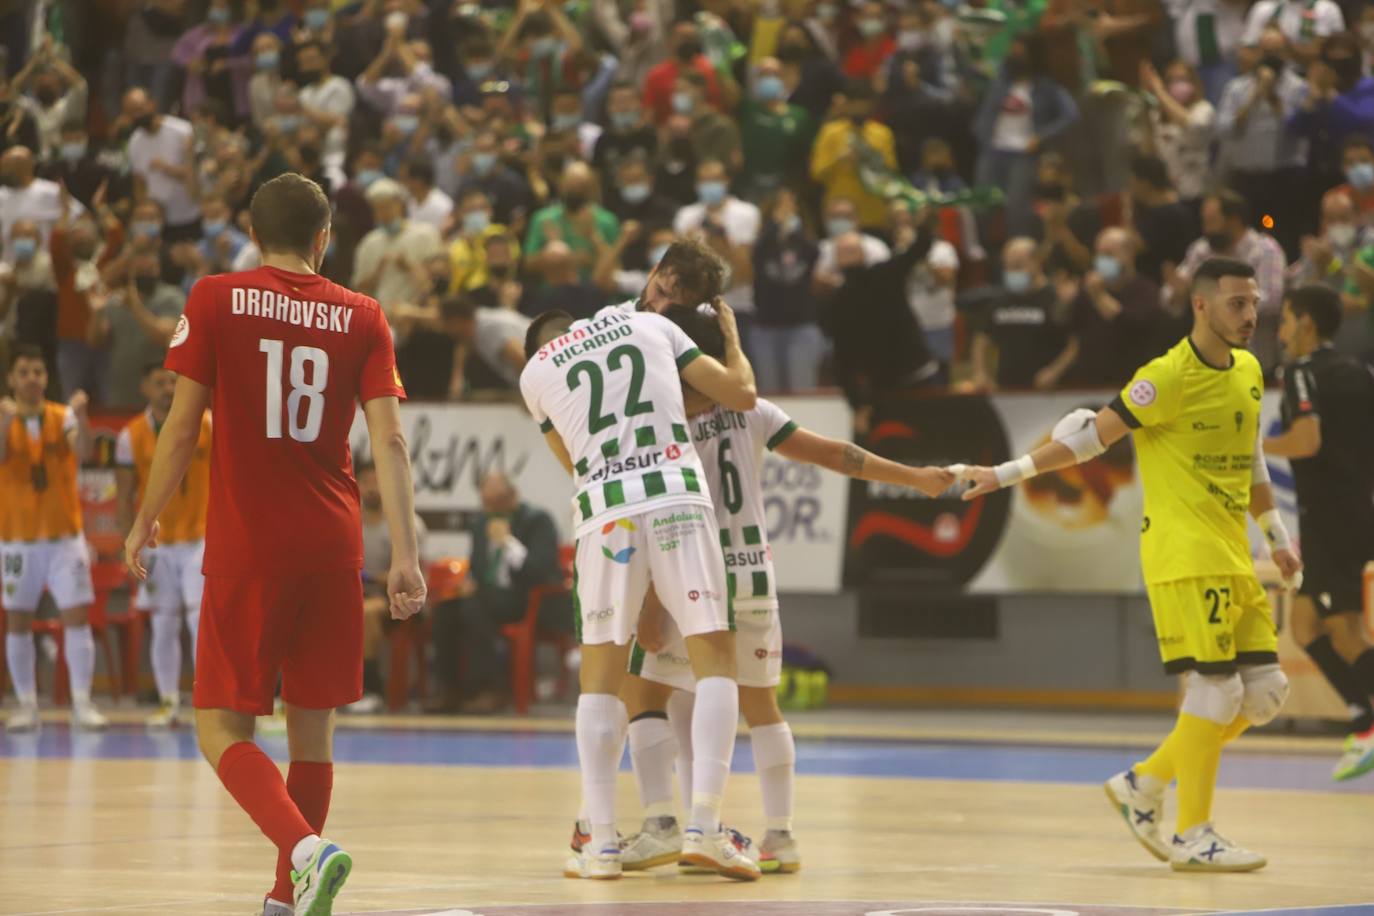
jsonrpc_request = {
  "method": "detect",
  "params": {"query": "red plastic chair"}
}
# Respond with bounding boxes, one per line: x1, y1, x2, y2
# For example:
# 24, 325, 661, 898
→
386, 558, 469, 711
500, 545, 575, 715
28, 559, 126, 705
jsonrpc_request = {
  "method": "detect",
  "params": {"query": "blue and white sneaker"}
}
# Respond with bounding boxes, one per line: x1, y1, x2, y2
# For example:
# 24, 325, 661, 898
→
292, 840, 352, 915
262, 896, 293, 916
1103, 769, 1169, 861
1170, 823, 1266, 872
1333, 727, 1374, 782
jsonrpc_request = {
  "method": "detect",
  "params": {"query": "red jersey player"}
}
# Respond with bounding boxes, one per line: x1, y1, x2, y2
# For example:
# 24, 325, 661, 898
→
123, 173, 426, 916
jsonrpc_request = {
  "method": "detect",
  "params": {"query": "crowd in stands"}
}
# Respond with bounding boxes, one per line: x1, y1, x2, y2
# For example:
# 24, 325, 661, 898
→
2, 0, 1374, 405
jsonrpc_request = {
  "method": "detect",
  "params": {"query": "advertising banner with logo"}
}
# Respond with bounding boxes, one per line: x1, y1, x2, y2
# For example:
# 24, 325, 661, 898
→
844, 390, 1297, 595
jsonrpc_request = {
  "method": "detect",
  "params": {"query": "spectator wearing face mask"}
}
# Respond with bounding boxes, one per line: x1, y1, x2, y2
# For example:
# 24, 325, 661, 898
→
909, 138, 968, 196
969, 237, 1076, 391
1127, 154, 1199, 287
904, 223, 961, 373
399, 156, 454, 233
248, 32, 284, 131
0, 219, 58, 379
352, 177, 445, 315
594, 223, 676, 300
671, 73, 743, 176
52, 190, 120, 402
591, 82, 657, 187
844, 1, 896, 80
448, 189, 520, 295
1241, 0, 1345, 63
973, 35, 1079, 238
40, 123, 125, 215
11, 39, 88, 160
591, 0, 672, 85
815, 197, 890, 290
674, 159, 760, 315
358, 25, 454, 118
497, 5, 586, 119
1288, 33, 1374, 179
604, 155, 675, 270
740, 57, 816, 199
1137, 60, 1216, 205
812, 80, 898, 234
1217, 29, 1309, 257
169, 0, 242, 119
1333, 135, 1374, 225
751, 189, 825, 392
644, 23, 728, 124
458, 129, 536, 231
194, 193, 250, 276
525, 161, 619, 282
122, 88, 201, 243
0, 146, 85, 264
89, 252, 184, 409
1289, 188, 1369, 297
1171, 0, 1248, 104
1066, 227, 1165, 386
296, 41, 356, 175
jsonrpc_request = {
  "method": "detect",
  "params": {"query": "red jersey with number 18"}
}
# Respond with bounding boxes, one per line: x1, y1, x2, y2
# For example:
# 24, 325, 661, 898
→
165, 266, 405, 578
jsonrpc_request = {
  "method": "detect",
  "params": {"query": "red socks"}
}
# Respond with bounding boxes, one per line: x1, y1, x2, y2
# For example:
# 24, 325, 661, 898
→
216, 742, 316, 860
268, 761, 334, 902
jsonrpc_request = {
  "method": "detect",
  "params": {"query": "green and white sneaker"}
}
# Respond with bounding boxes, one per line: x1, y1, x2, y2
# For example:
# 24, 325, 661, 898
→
1104, 769, 1169, 861
292, 840, 352, 915
759, 830, 801, 874
262, 896, 293, 916
1333, 728, 1374, 782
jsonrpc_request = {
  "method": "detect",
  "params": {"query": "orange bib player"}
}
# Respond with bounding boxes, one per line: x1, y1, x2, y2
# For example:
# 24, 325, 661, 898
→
123, 172, 426, 916
1, 344, 104, 732
116, 363, 212, 729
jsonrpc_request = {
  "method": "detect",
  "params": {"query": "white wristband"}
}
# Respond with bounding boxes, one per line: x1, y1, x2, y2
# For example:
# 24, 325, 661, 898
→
993, 454, 1038, 488
1258, 509, 1292, 554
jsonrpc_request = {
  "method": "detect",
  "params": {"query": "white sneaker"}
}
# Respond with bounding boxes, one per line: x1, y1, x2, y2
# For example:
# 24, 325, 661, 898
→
563, 845, 622, 879
759, 830, 801, 874
679, 827, 761, 881
71, 699, 108, 731
1170, 823, 1266, 872
6, 702, 39, 732
1333, 728, 1374, 782
344, 694, 384, 715
262, 896, 294, 916
292, 839, 352, 915
621, 817, 683, 871
1104, 769, 1170, 861
146, 699, 182, 729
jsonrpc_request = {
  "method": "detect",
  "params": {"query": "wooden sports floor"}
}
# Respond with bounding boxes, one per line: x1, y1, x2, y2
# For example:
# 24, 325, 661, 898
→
1, 709, 1371, 916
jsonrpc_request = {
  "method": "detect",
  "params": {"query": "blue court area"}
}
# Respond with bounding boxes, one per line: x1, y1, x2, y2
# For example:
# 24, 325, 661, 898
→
1, 724, 1369, 795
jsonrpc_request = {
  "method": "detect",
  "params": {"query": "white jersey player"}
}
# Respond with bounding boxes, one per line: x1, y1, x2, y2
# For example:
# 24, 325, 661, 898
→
616, 306, 954, 875
520, 295, 763, 882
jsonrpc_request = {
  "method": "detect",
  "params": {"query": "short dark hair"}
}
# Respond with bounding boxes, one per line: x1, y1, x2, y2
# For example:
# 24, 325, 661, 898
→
8, 343, 45, 373
1286, 284, 1342, 339
141, 361, 169, 378
403, 155, 435, 186
1191, 256, 1255, 293
525, 309, 573, 361
1130, 153, 1171, 190
440, 296, 476, 323
663, 305, 724, 360
655, 237, 728, 307
250, 172, 331, 259
1207, 188, 1249, 224
1342, 134, 1373, 157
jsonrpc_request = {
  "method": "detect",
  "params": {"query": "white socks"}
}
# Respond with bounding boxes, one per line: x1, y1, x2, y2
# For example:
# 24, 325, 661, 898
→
64, 624, 95, 704
628, 713, 678, 819
149, 613, 183, 701
5, 632, 36, 705
688, 676, 738, 834
667, 690, 695, 817
576, 692, 628, 854
750, 722, 796, 833
186, 608, 200, 669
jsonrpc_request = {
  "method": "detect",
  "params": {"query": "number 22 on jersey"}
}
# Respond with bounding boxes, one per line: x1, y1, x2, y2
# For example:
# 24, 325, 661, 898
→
259, 338, 329, 443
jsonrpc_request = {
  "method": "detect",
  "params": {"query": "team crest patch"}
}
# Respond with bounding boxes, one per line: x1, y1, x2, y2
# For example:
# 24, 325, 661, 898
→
169, 314, 190, 348
1217, 633, 1232, 654
1129, 379, 1156, 407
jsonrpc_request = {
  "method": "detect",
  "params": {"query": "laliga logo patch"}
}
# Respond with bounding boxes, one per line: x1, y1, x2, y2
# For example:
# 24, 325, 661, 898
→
665, 444, 682, 460
1129, 379, 1156, 407
169, 314, 190, 348
601, 519, 637, 564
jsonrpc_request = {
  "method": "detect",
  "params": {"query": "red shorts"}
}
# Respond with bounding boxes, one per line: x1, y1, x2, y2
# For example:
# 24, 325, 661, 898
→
193, 570, 364, 716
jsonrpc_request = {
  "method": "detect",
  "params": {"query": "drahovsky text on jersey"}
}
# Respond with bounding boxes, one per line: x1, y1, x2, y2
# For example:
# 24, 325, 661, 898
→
230, 287, 358, 333
536, 312, 632, 366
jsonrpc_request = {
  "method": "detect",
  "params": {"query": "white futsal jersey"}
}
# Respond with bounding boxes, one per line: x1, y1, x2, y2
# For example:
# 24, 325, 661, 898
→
691, 398, 797, 614
520, 309, 713, 538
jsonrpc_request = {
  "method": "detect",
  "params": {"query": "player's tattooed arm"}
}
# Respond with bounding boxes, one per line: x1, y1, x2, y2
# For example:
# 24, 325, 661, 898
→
776, 428, 953, 497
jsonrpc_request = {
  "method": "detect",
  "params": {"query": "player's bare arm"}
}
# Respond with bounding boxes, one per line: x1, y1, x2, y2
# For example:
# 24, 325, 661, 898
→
678, 300, 757, 412
362, 395, 428, 621
124, 376, 211, 580
66, 389, 93, 462
115, 462, 139, 537
543, 427, 575, 476
774, 427, 955, 497
955, 407, 1133, 501
1263, 414, 1321, 459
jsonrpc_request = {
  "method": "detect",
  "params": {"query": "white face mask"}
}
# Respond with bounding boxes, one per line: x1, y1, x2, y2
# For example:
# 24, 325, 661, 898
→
1327, 223, 1358, 247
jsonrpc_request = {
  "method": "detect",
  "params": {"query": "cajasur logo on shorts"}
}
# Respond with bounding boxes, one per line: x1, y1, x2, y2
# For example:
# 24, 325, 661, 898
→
601, 519, 637, 564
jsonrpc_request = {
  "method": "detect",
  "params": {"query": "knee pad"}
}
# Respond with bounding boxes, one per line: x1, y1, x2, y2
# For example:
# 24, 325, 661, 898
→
1180, 671, 1244, 725
1239, 663, 1289, 726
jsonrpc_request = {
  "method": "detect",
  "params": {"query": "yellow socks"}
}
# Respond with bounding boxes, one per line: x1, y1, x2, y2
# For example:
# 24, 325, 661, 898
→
1221, 716, 1250, 744
1134, 712, 1240, 834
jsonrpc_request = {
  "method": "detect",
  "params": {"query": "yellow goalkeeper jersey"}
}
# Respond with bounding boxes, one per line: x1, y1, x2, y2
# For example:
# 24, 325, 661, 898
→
1110, 337, 1264, 586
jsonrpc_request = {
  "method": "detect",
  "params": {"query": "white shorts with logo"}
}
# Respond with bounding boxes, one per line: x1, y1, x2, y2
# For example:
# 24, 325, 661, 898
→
0, 537, 95, 612
574, 501, 730, 647
136, 540, 205, 615
631, 603, 782, 692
